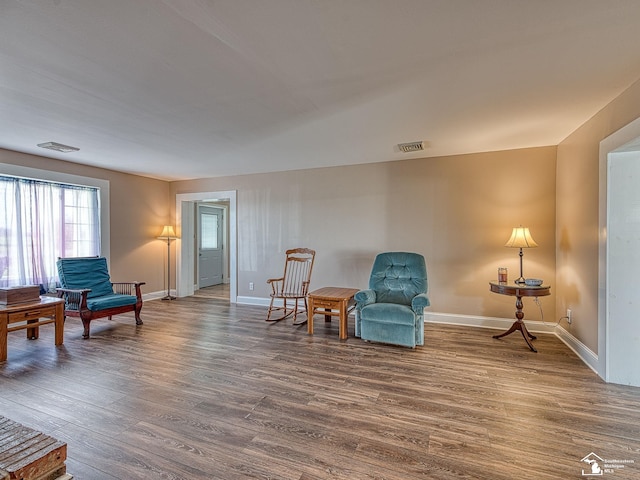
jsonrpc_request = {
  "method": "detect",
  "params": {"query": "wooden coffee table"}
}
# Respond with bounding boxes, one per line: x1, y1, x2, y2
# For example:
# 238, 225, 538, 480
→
0, 296, 65, 362
307, 287, 359, 340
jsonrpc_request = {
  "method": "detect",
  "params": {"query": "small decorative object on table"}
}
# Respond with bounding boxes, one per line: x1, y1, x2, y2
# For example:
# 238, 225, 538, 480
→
497, 267, 508, 284
524, 278, 543, 286
0, 285, 41, 305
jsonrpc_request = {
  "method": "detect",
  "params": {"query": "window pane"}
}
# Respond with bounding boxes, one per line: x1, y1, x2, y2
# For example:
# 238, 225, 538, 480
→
201, 213, 218, 249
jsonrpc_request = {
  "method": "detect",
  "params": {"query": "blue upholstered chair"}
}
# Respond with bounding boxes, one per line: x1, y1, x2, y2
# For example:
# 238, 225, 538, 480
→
56, 257, 144, 338
355, 252, 429, 348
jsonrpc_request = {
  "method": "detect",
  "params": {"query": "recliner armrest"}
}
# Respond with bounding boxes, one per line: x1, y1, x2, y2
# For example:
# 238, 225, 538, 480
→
355, 289, 376, 307
412, 293, 430, 314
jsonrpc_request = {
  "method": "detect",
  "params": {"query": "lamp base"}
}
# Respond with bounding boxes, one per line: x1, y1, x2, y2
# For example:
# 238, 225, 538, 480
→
514, 277, 526, 285
161, 295, 176, 301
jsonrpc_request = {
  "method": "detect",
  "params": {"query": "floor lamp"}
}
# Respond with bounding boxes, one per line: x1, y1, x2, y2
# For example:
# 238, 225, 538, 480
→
158, 225, 178, 300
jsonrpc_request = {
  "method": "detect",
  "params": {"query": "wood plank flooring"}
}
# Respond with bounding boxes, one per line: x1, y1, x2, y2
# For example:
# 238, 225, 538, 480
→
1, 294, 639, 479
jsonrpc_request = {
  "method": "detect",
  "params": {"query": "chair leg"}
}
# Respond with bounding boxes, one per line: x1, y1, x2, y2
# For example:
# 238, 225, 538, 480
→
267, 296, 308, 323
266, 297, 276, 321
292, 297, 307, 326
81, 318, 91, 338
266, 297, 288, 322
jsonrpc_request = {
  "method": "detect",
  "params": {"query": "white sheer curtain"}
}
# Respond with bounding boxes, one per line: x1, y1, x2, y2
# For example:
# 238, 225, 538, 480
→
0, 175, 100, 291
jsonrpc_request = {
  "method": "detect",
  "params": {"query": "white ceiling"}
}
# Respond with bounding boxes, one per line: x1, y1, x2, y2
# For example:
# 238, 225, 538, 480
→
2, 1, 640, 181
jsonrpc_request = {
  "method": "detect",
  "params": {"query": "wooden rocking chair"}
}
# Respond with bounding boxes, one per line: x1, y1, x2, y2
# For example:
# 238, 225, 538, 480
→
266, 248, 315, 324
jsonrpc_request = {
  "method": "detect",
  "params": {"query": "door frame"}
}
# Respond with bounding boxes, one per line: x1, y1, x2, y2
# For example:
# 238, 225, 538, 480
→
176, 190, 237, 302
598, 116, 640, 382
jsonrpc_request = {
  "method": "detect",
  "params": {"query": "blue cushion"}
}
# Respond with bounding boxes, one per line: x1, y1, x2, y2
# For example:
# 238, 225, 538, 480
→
57, 257, 114, 299
369, 252, 427, 305
87, 294, 137, 311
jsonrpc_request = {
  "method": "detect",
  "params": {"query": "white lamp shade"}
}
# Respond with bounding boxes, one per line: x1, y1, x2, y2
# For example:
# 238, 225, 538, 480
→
158, 225, 178, 240
504, 226, 538, 248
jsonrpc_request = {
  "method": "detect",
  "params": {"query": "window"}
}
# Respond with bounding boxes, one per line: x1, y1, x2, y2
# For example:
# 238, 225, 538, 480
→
0, 175, 100, 291
200, 212, 219, 249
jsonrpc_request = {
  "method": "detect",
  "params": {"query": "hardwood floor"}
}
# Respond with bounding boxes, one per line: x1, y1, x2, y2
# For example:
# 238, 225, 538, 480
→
195, 283, 230, 300
1, 295, 639, 479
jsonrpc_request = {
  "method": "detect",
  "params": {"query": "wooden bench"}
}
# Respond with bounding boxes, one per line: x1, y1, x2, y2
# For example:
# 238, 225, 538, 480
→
0, 416, 71, 480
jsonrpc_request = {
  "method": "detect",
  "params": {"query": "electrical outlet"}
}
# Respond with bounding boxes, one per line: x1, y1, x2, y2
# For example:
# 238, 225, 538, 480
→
566, 308, 572, 324
249, 282, 254, 291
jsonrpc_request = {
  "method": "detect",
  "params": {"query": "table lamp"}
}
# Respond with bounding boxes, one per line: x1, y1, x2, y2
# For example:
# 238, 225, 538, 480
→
158, 225, 178, 300
504, 226, 538, 285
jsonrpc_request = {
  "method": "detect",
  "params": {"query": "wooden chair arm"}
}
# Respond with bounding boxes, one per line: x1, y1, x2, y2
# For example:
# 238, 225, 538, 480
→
266, 277, 284, 295
56, 287, 91, 311
56, 287, 91, 295
112, 282, 145, 299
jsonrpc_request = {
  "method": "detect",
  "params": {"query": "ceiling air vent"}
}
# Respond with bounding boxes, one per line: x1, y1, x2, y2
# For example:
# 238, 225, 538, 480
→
398, 141, 424, 153
37, 141, 80, 153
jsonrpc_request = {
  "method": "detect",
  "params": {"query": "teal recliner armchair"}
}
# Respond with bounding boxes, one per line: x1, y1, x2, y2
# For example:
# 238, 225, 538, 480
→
355, 252, 430, 348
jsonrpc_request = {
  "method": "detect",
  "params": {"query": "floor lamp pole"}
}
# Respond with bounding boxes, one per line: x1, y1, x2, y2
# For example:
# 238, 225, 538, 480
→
162, 238, 176, 300
158, 225, 178, 301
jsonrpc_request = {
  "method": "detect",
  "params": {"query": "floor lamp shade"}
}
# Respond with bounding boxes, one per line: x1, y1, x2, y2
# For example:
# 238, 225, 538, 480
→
158, 225, 178, 300
158, 225, 178, 240
504, 226, 538, 284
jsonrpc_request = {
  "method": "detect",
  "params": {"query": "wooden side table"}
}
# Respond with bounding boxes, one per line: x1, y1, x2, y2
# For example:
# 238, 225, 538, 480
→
489, 282, 551, 352
307, 287, 359, 340
0, 297, 65, 362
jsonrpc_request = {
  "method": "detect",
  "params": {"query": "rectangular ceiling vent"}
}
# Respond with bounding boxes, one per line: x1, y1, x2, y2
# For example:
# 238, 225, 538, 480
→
398, 141, 424, 153
37, 141, 80, 153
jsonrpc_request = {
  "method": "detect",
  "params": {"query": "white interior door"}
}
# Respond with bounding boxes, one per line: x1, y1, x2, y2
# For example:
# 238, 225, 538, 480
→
198, 205, 223, 287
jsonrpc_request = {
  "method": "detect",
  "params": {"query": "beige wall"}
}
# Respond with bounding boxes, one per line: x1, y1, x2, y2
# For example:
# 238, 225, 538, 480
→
172, 146, 557, 321
556, 77, 640, 353
0, 148, 170, 294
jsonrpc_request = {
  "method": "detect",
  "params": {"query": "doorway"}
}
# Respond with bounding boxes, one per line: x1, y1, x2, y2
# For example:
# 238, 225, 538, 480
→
599, 116, 640, 386
176, 190, 237, 303
197, 204, 225, 288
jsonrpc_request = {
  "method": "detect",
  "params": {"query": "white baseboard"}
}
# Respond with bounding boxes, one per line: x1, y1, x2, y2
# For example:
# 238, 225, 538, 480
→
425, 311, 556, 334
554, 325, 599, 374
143, 290, 176, 301
237, 295, 271, 307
